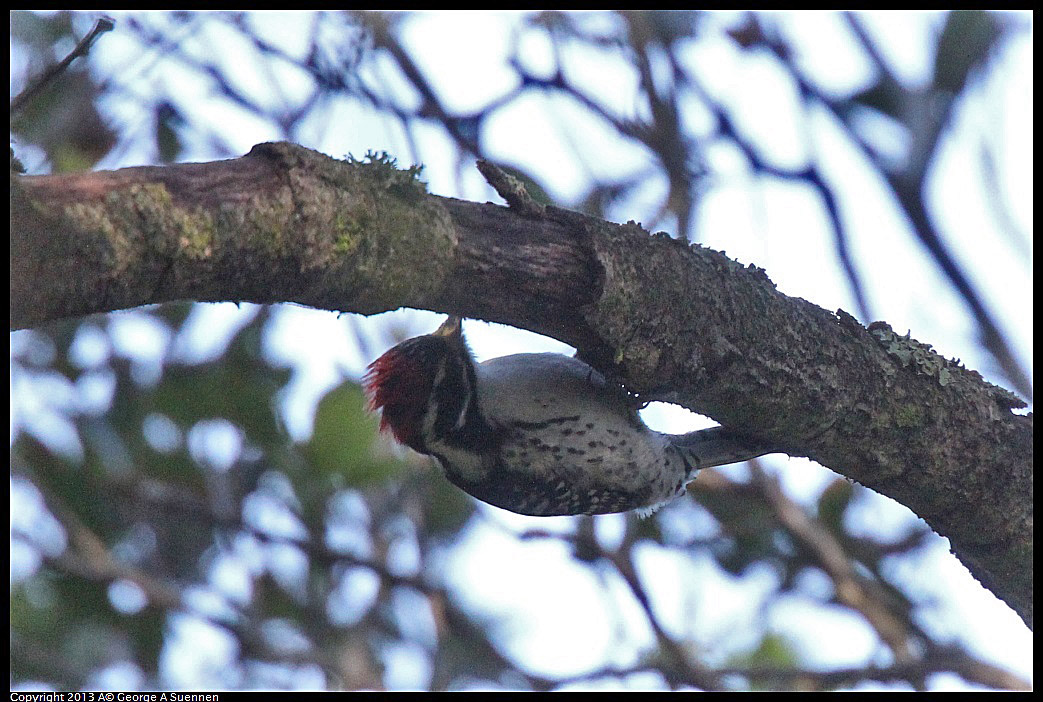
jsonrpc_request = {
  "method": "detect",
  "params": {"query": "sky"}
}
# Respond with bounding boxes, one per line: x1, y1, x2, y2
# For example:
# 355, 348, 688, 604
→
10, 10, 1033, 691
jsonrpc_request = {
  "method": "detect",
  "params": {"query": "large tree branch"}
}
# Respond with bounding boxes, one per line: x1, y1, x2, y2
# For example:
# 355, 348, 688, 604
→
10, 141, 1032, 627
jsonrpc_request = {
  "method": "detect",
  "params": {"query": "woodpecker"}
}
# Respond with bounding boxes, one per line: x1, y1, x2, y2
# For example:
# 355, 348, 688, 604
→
363, 316, 773, 517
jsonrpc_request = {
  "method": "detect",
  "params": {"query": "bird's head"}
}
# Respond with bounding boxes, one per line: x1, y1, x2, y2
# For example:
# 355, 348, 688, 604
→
363, 316, 474, 453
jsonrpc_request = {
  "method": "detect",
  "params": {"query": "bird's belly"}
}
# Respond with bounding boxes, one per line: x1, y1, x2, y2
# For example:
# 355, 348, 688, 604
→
483, 417, 683, 515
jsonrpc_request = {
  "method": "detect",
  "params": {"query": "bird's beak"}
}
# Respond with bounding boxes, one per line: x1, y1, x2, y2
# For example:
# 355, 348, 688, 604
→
432, 315, 462, 339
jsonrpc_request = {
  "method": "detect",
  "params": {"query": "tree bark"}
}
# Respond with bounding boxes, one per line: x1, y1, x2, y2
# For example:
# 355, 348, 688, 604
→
10, 141, 1032, 628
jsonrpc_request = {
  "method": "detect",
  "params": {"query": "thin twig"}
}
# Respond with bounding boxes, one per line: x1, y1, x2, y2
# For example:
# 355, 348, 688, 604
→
11, 15, 116, 116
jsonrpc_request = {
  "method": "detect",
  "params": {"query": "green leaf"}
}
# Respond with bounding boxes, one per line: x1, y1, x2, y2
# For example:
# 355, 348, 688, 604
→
305, 381, 402, 488
817, 478, 855, 535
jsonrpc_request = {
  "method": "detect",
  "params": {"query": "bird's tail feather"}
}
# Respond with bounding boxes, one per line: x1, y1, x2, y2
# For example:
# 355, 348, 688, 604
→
668, 426, 774, 478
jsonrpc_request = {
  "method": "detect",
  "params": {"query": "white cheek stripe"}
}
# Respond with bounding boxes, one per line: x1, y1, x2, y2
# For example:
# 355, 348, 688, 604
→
424, 362, 449, 437
454, 362, 472, 430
